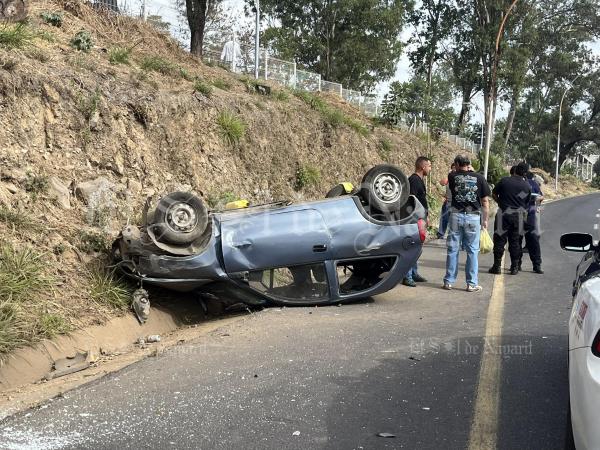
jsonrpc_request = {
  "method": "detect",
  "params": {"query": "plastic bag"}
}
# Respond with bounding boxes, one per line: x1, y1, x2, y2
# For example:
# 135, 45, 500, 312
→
480, 228, 493, 254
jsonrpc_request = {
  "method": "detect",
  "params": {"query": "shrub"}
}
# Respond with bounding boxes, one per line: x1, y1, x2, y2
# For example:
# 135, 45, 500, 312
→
179, 67, 193, 81
293, 90, 326, 110
212, 79, 231, 90
378, 138, 393, 160
344, 117, 369, 137
295, 165, 321, 190
40, 11, 63, 27
109, 46, 131, 65
24, 174, 49, 200
38, 313, 71, 338
0, 244, 49, 303
193, 80, 213, 97
321, 107, 344, 128
89, 268, 131, 310
591, 176, 600, 189
0, 23, 35, 49
273, 90, 289, 102
79, 89, 101, 121
78, 230, 109, 253
206, 191, 237, 209
217, 111, 246, 145
0, 207, 40, 231
70, 30, 94, 52
140, 55, 176, 75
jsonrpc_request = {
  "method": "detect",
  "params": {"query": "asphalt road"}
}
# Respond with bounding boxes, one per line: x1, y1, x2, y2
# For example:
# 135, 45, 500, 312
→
1, 193, 598, 450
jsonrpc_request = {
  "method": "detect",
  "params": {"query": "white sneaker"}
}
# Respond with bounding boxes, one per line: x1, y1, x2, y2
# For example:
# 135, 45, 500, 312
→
442, 282, 452, 290
466, 285, 483, 292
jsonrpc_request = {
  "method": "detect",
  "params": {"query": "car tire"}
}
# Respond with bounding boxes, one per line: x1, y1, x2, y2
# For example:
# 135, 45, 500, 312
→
360, 164, 410, 214
152, 192, 208, 245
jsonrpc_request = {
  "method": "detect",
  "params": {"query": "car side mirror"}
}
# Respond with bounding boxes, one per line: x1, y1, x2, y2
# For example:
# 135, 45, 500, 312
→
560, 233, 594, 252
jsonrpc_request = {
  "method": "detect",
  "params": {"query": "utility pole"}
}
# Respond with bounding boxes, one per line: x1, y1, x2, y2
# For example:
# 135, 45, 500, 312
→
254, 0, 260, 79
555, 74, 580, 191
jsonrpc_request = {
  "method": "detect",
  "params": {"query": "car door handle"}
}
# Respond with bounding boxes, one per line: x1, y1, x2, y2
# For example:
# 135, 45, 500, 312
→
233, 241, 252, 248
313, 244, 328, 252
358, 245, 381, 254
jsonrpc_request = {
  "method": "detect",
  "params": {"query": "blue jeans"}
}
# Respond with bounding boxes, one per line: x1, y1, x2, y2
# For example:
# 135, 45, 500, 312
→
406, 261, 418, 281
444, 212, 481, 286
437, 201, 449, 237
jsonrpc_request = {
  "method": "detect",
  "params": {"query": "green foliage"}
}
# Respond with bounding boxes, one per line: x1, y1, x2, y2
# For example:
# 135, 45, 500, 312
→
273, 90, 289, 101
257, 0, 410, 92
594, 159, 600, 177
295, 165, 321, 190
109, 47, 131, 65
79, 89, 101, 121
40, 11, 64, 27
345, 117, 369, 137
0, 244, 50, 303
140, 55, 176, 75
560, 165, 577, 176
89, 268, 131, 310
293, 89, 326, 110
212, 79, 231, 90
0, 207, 39, 231
78, 231, 109, 253
321, 107, 344, 128
0, 23, 35, 49
591, 176, 600, 189
293, 89, 366, 134
378, 138, 393, 160
193, 80, 213, 97
217, 111, 246, 145
24, 174, 49, 200
474, 153, 508, 186
70, 30, 94, 52
179, 67, 193, 81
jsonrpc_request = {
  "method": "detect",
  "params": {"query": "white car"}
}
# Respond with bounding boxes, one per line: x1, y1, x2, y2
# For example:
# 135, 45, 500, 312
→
562, 232, 600, 449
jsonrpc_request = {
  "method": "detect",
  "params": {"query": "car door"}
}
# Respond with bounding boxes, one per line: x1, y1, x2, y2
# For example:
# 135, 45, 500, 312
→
220, 208, 333, 274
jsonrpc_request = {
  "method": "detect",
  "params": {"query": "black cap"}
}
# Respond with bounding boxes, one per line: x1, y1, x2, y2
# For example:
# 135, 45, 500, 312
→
515, 162, 529, 177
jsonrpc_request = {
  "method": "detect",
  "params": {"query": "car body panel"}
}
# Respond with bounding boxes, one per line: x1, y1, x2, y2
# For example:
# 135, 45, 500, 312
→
116, 194, 425, 306
567, 248, 600, 449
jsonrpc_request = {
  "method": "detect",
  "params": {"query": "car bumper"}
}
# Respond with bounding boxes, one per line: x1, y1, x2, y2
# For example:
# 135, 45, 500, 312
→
570, 346, 600, 449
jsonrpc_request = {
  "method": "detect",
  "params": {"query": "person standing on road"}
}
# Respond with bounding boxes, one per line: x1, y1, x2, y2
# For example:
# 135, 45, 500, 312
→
518, 171, 544, 273
437, 163, 456, 240
402, 156, 432, 287
443, 155, 491, 292
489, 162, 532, 276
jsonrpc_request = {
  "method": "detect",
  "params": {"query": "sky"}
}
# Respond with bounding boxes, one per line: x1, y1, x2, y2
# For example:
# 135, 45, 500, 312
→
137, 0, 599, 123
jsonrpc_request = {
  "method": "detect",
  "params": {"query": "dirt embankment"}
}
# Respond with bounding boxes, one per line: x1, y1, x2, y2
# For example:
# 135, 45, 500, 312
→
0, 0, 593, 360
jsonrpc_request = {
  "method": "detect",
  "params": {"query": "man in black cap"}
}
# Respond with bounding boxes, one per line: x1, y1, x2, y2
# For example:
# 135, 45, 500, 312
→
489, 162, 531, 275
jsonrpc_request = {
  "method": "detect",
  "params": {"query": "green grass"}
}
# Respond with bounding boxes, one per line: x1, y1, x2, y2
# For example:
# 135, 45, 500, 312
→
378, 137, 393, 160
0, 244, 49, 303
293, 89, 366, 134
24, 174, 49, 198
79, 89, 101, 121
89, 268, 131, 310
206, 191, 237, 209
140, 55, 176, 75
193, 80, 213, 97
0, 23, 35, 49
293, 89, 326, 110
217, 111, 246, 145
37, 313, 71, 338
321, 107, 345, 128
212, 79, 231, 91
345, 117, 370, 136
109, 46, 131, 65
272, 90, 289, 102
295, 165, 321, 190
179, 67, 193, 81
0, 206, 40, 231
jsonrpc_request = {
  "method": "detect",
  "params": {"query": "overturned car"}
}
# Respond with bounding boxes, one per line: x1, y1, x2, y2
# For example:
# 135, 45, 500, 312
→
112, 164, 427, 307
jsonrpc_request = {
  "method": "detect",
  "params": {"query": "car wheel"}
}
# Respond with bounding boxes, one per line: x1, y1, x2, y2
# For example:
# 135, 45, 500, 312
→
152, 192, 208, 245
325, 184, 347, 198
360, 164, 409, 214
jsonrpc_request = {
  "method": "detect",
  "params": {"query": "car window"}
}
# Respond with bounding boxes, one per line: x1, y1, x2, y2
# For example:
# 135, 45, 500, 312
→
247, 263, 329, 302
337, 257, 396, 295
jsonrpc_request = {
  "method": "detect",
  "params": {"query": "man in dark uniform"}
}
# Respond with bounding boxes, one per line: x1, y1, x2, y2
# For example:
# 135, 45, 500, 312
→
402, 156, 432, 287
519, 171, 544, 273
489, 162, 531, 275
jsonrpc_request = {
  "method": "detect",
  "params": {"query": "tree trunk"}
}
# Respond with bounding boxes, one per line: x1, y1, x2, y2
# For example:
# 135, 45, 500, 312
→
186, 0, 208, 57
454, 85, 474, 135
502, 87, 520, 151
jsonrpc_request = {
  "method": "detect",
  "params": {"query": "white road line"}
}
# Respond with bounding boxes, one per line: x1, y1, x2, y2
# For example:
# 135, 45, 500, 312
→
594, 224, 599, 230
468, 258, 506, 450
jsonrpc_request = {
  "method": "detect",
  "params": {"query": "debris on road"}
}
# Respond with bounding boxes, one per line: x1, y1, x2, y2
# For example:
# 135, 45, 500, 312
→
376, 432, 396, 438
292, 431, 300, 436
45, 352, 90, 380
132, 288, 150, 324
408, 356, 421, 361
146, 335, 161, 343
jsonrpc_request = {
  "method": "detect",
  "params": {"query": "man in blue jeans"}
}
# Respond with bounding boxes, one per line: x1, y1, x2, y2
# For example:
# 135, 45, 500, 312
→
443, 155, 491, 292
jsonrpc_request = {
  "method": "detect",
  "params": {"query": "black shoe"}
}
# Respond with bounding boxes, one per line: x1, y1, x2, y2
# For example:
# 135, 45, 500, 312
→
402, 278, 417, 287
533, 266, 544, 274
412, 273, 428, 283
488, 265, 501, 274
517, 261, 522, 271
510, 266, 519, 275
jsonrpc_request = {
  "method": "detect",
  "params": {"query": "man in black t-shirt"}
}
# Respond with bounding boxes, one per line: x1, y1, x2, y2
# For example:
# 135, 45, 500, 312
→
443, 155, 491, 292
489, 162, 531, 275
402, 156, 432, 287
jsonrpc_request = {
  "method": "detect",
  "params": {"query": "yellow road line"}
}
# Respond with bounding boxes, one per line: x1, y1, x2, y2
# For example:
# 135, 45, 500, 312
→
468, 260, 506, 450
